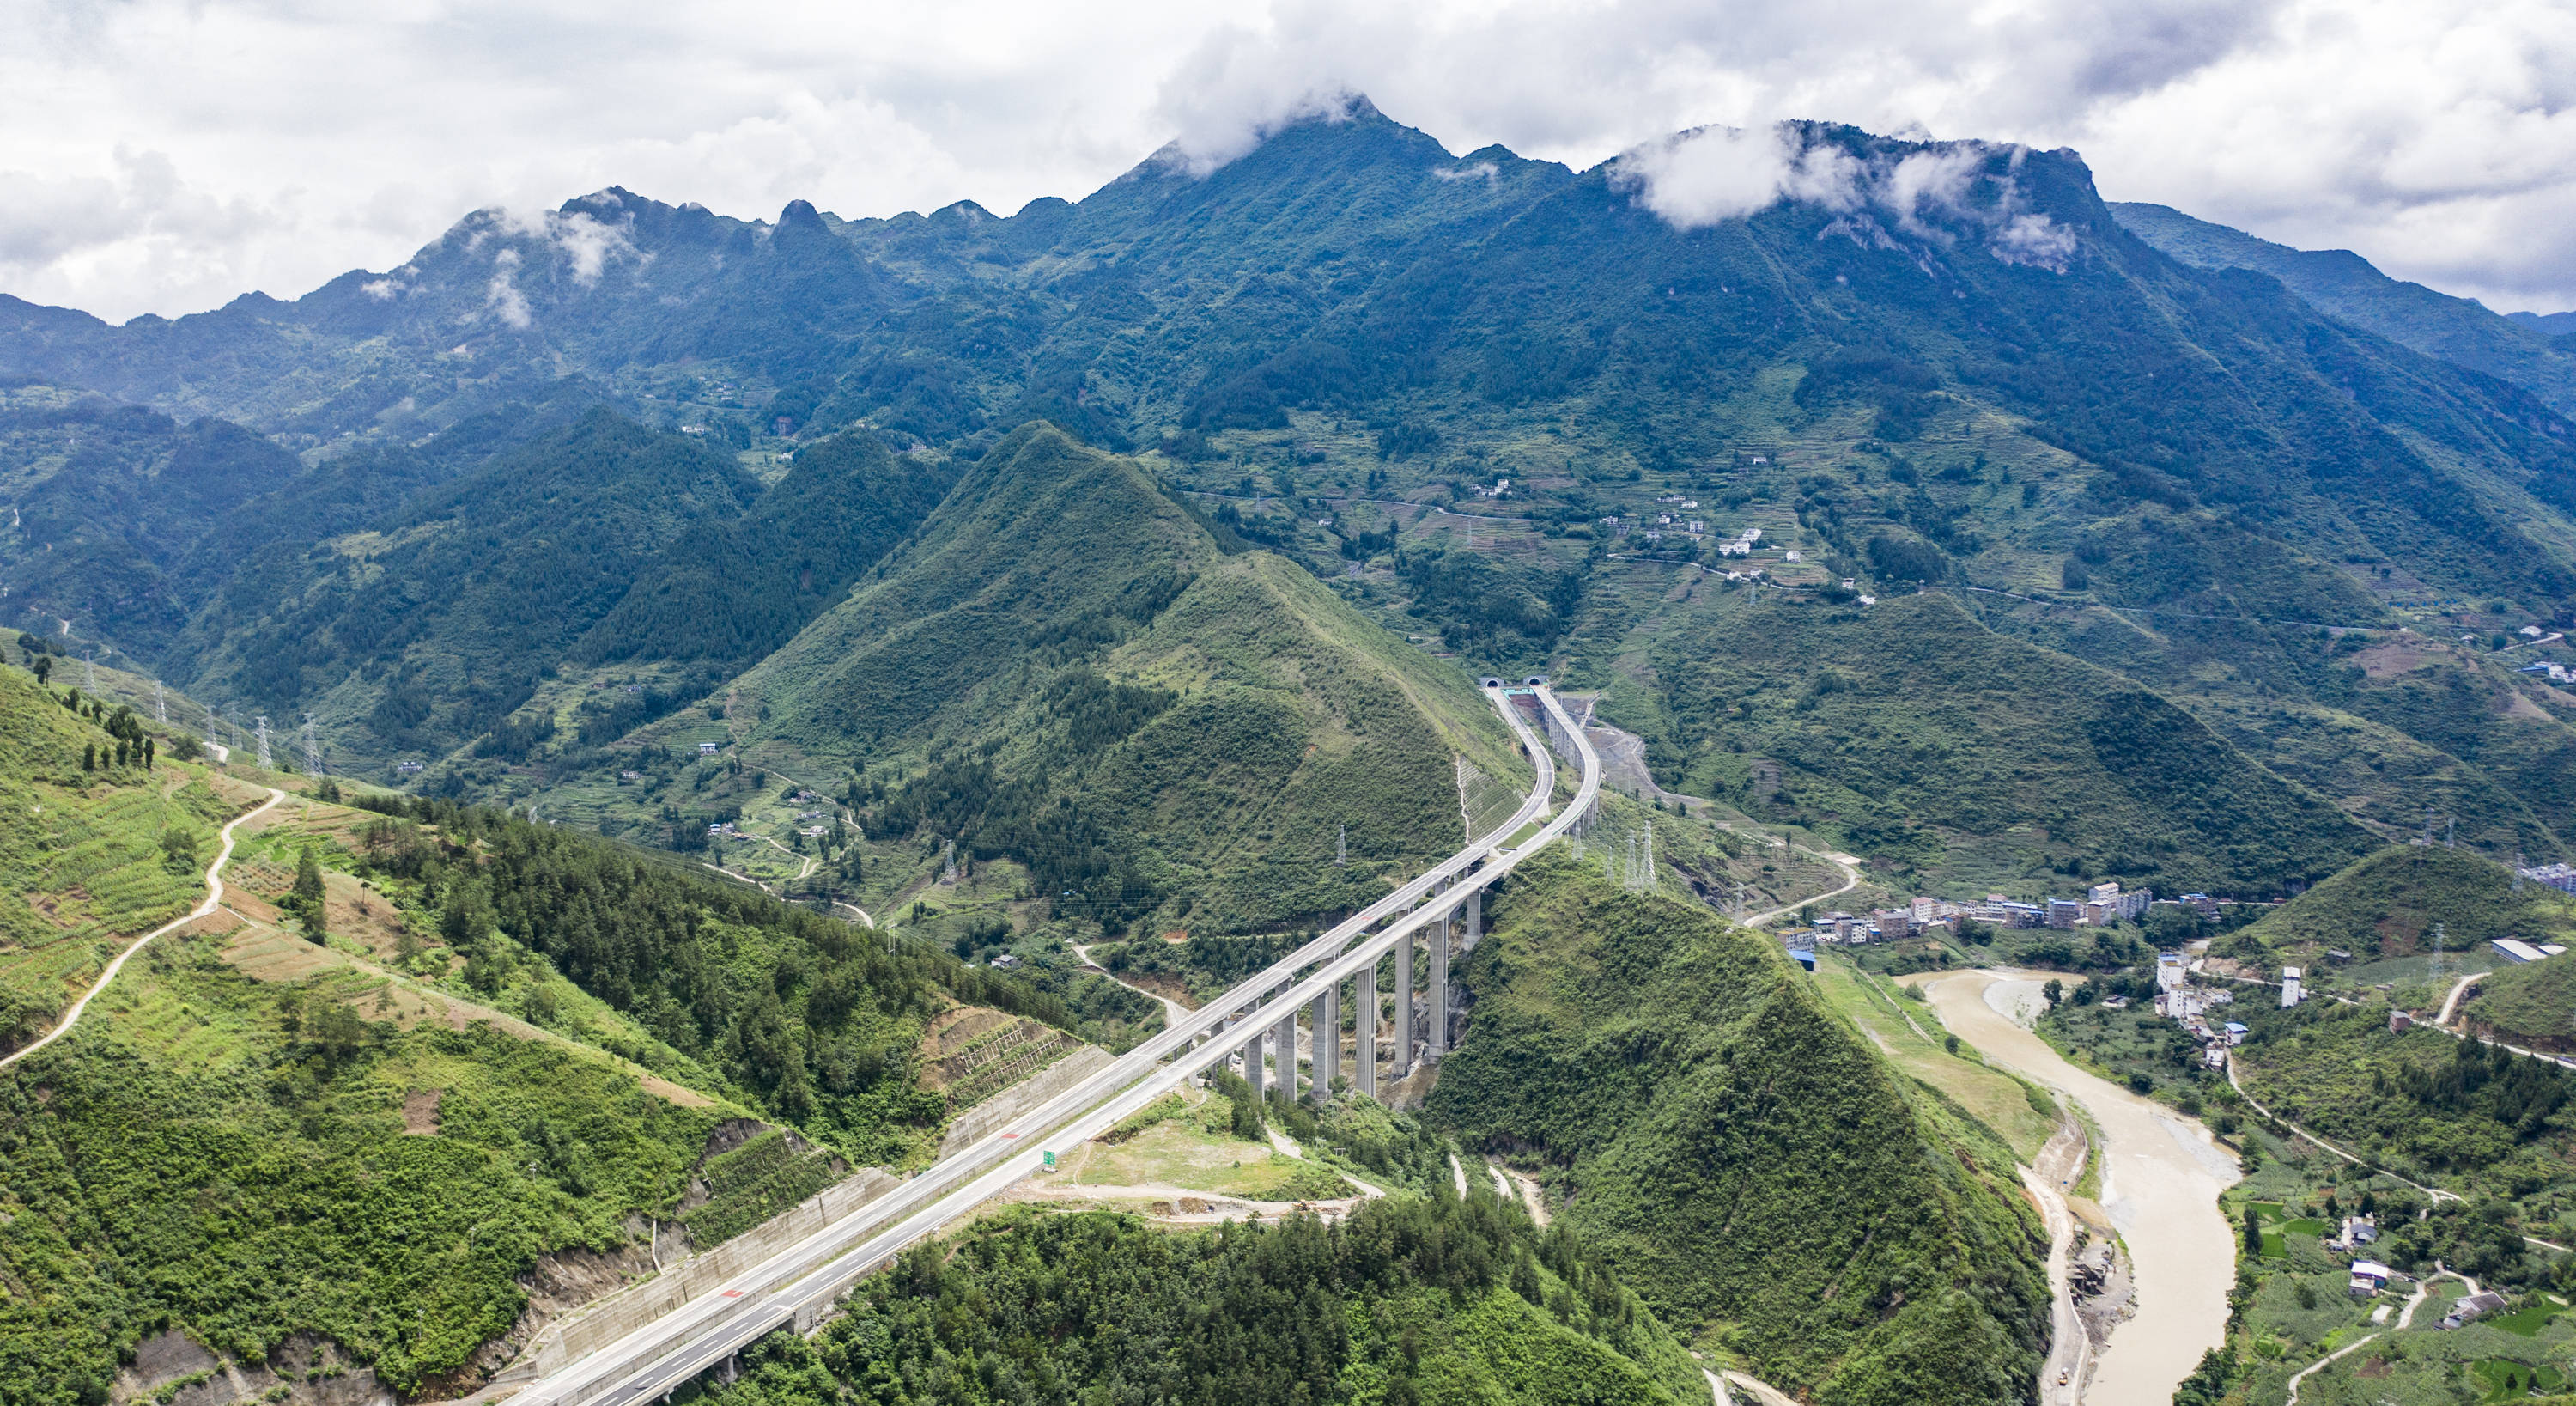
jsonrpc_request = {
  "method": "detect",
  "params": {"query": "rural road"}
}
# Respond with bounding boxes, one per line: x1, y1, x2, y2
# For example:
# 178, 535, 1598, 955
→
1914, 970, 2239, 1406
1, 784, 286, 1072
1073, 942, 1193, 1029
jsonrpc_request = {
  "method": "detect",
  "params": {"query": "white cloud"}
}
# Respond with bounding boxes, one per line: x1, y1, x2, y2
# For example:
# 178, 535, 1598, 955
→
0, 0, 2569, 318
1609, 126, 1801, 228
484, 247, 532, 328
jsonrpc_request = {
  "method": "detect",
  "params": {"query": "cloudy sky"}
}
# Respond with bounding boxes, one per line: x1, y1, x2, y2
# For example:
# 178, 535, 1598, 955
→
4, 0, 2571, 322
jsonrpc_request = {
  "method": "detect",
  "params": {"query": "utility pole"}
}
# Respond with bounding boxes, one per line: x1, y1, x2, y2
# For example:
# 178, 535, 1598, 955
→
254, 716, 273, 770
301, 714, 324, 779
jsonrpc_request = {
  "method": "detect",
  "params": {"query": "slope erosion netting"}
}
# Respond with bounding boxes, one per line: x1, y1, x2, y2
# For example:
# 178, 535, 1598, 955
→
1431, 855, 2050, 1406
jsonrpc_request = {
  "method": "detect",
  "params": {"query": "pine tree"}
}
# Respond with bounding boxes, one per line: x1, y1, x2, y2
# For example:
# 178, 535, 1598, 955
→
2243, 1205, 2263, 1253
82, 743, 94, 771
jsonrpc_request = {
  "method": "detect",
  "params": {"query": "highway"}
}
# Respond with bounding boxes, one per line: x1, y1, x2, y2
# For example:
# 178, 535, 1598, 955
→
515, 686, 1601, 1404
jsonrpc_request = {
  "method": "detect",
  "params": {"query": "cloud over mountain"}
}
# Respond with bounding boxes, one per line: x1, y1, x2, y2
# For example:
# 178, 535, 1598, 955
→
0, 0, 2568, 320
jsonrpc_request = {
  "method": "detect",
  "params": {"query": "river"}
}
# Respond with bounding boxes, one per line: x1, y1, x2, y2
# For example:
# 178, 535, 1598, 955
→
1913, 970, 2241, 1406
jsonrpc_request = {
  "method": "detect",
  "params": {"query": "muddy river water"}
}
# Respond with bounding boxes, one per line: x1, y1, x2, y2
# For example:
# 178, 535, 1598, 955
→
1913, 970, 2241, 1406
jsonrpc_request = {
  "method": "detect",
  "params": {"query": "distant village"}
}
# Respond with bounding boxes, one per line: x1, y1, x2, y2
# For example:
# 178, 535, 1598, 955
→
1791, 880, 2160, 963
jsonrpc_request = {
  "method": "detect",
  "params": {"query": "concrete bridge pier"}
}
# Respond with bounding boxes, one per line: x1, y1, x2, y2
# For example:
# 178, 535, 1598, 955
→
1355, 963, 1377, 1096
1464, 887, 1482, 949
1310, 987, 1337, 1099
1427, 901, 1450, 1062
1273, 1007, 1297, 1101
1245, 1026, 1266, 1101
1392, 928, 1414, 1080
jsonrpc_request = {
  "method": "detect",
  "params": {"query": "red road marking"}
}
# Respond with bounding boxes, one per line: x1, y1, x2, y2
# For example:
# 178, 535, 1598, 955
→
1001, 1132, 1018, 1138
721, 1290, 743, 1298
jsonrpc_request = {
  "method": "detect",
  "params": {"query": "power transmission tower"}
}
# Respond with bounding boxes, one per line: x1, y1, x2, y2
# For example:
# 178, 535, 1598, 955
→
301, 714, 324, 778
83, 654, 95, 690
154, 681, 167, 725
1643, 821, 1656, 894
2427, 922, 2446, 988
1336, 824, 1347, 867
2446, 817, 2457, 849
2517, 851, 2526, 892
940, 839, 958, 886
254, 716, 273, 770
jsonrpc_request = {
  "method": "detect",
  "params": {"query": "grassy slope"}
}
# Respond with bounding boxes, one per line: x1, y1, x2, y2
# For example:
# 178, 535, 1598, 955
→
0, 661, 246, 1046
0, 938, 728, 1403
2471, 956, 2576, 1050
1428, 855, 2049, 1404
1809, 952, 2057, 1159
2241, 845, 2576, 960
1654, 589, 2379, 895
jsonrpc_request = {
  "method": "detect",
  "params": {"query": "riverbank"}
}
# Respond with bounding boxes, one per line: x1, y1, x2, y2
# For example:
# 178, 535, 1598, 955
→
1912, 969, 2240, 1406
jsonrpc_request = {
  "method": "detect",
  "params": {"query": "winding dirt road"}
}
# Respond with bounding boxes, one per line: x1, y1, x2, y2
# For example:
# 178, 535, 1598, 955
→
2, 784, 286, 1072
1913, 970, 2240, 1406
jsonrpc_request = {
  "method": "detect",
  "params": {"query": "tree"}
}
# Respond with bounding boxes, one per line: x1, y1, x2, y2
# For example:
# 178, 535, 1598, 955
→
2042, 977, 2063, 1006
81, 743, 94, 771
307, 1001, 365, 1063
2243, 1205, 2263, 1253
30, 654, 50, 685
292, 845, 328, 942
159, 827, 202, 875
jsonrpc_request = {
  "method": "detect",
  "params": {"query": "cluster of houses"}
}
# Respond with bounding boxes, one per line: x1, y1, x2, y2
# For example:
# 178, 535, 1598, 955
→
2147, 952, 2253, 1068
2336, 1222, 2508, 1324
1805, 881, 2157, 946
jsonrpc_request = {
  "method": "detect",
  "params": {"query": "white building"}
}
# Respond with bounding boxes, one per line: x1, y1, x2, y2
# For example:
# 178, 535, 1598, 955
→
2281, 966, 2304, 1007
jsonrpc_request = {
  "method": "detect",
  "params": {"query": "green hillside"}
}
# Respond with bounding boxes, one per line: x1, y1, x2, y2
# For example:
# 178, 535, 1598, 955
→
1649, 590, 2378, 895
178, 409, 766, 773
2110, 201, 2576, 416
707, 1196, 1708, 1406
1429, 855, 2050, 1404
669, 422, 1528, 933
0, 655, 242, 1050
2468, 955, 2576, 1050
2240, 844, 2576, 957
574, 428, 957, 670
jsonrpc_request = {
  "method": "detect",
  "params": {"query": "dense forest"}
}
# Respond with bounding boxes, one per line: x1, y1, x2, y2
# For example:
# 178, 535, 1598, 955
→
689, 1187, 1708, 1406
343, 793, 1090, 1158
1429, 857, 2050, 1403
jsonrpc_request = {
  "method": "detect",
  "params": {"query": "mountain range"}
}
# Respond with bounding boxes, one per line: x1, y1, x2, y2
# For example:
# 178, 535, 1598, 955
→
18, 100, 2570, 894
15, 94, 2576, 1406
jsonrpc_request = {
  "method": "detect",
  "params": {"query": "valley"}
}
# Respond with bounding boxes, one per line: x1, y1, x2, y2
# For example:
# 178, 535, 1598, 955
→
9, 93, 2576, 1406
